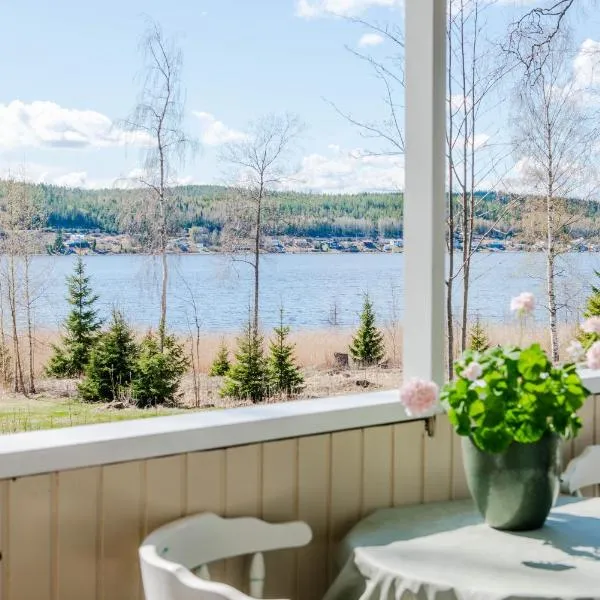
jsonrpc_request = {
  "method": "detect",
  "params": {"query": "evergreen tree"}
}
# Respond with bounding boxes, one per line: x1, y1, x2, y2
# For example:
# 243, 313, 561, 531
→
51, 230, 65, 255
46, 257, 102, 377
220, 322, 269, 403
78, 310, 138, 403
349, 295, 385, 366
268, 312, 304, 397
578, 270, 600, 347
131, 332, 188, 408
209, 341, 231, 376
468, 316, 490, 352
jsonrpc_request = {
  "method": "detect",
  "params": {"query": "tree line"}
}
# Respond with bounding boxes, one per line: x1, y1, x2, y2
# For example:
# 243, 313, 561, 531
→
2, 182, 600, 244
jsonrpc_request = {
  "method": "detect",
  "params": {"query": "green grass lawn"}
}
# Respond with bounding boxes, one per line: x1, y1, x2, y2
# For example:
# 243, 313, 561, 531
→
0, 397, 188, 434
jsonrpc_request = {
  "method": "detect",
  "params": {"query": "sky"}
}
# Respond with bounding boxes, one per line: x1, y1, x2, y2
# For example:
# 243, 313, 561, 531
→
1, 0, 600, 193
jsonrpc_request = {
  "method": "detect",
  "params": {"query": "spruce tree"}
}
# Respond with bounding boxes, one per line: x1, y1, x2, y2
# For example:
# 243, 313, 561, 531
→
209, 341, 231, 376
349, 295, 385, 366
46, 257, 102, 377
468, 316, 490, 352
220, 322, 269, 403
268, 312, 304, 398
578, 270, 600, 347
78, 310, 138, 403
131, 332, 188, 408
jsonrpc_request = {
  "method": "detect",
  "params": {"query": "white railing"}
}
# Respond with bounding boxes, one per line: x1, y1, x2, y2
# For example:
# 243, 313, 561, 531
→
0, 371, 597, 480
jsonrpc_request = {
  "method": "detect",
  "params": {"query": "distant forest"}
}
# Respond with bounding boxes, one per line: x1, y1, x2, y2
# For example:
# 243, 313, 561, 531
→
2, 182, 600, 240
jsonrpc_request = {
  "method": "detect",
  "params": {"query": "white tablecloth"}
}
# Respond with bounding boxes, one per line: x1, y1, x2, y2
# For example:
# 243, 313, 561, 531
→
323, 497, 600, 600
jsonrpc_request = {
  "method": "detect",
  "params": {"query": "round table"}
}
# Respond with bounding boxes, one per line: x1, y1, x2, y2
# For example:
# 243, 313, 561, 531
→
324, 497, 600, 600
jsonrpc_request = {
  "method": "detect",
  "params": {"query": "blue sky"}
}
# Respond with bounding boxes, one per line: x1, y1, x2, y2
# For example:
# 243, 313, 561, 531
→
1, 0, 599, 192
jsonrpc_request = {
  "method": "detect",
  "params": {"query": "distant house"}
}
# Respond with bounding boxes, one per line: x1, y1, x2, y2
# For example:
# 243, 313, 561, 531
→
66, 234, 90, 249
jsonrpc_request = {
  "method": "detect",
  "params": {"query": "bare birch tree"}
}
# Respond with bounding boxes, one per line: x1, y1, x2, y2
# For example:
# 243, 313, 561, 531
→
513, 33, 598, 361
0, 178, 45, 394
220, 113, 303, 332
124, 19, 194, 349
334, 2, 512, 376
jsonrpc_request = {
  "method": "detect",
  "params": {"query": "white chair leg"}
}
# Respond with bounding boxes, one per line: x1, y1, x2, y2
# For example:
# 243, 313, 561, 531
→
198, 564, 211, 580
249, 552, 265, 599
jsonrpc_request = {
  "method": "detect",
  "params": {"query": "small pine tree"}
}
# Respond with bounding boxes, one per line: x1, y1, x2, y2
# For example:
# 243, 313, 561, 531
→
78, 310, 138, 403
131, 332, 188, 408
51, 230, 65, 255
209, 342, 231, 376
220, 322, 269, 403
46, 257, 102, 377
349, 294, 385, 366
468, 316, 490, 352
268, 312, 304, 398
578, 270, 600, 347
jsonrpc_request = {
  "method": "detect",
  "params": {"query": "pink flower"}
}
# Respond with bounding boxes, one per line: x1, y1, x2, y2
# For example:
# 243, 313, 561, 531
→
566, 340, 586, 363
510, 292, 535, 315
399, 378, 439, 417
587, 342, 600, 370
462, 361, 483, 381
582, 316, 600, 335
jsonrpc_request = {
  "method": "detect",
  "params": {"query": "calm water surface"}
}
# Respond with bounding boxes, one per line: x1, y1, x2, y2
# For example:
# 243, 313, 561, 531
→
26, 252, 600, 332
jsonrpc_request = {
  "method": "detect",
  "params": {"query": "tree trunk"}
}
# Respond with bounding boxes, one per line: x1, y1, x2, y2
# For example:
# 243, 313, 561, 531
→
159, 249, 168, 349
253, 188, 263, 333
8, 256, 24, 394
546, 194, 559, 363
24, 256, 35, 394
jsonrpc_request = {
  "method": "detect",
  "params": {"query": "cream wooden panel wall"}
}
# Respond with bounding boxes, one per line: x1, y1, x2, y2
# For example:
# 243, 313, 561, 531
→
0, 399, 598, 600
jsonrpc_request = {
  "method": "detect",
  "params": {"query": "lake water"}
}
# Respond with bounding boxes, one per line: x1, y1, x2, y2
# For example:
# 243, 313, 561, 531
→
23, 252, 600, 332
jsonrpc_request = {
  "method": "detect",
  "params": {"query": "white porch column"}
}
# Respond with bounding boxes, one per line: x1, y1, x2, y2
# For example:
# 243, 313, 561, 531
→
403, 0, 446, 384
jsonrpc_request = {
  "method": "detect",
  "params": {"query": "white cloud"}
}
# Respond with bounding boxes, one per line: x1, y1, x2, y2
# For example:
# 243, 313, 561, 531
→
0, 100, 151, 149
358, 33, 384, 47
193, 111, 246, 145
284, 146, 404, 193
295, 0, 401, 18
573, 39, 600, 90
53, 171, 89, 188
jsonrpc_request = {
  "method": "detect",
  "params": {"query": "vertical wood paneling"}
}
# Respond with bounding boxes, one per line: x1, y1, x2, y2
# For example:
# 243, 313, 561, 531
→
225, 445, 261, 594
0, 480, 7, 600
362, 426, 393, 515
56, 468, 100, 600
261, 440, 298, 599
297, 434, 330, 600
186, 450, 226, 581
100, 461, 143, 600
329, 430, 362, 580
144, 455, 186, 537
423, 416, 453, 503
6, 401, 600, 600
393, 421, 424, 505
7, 474, 53, 600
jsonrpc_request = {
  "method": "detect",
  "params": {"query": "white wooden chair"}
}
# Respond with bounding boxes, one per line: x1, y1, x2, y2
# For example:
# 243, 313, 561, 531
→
561, 445, 600, 495
139, 513, 312, 600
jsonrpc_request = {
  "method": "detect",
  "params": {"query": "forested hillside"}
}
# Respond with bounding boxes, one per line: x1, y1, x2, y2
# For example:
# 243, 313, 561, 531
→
1, 182, 600, 240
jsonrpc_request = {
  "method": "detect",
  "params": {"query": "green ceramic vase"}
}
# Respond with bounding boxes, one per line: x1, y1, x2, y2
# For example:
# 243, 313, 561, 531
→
462, 432, 561, 531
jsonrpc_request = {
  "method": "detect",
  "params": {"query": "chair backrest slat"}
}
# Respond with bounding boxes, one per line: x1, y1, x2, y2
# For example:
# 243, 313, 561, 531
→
139, 513, 312, 600
562, 445, 600, 494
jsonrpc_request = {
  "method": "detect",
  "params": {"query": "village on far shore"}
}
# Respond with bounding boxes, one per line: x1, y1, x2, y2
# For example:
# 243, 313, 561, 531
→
48, 228, 600, 256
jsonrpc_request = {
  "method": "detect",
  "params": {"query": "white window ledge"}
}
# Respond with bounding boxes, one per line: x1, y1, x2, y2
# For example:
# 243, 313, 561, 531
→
0, 370, 597, 480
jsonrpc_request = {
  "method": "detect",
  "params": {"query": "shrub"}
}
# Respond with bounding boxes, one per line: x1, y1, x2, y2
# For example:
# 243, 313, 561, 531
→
349, 294, 385, 366
209, 342, 231, 376
131, 332, 188, 408
78, 311, 137, 403
268, 316, 303, 398
221, 322, 269, 403
46, 257, 102, 377
468, 316, 490, 352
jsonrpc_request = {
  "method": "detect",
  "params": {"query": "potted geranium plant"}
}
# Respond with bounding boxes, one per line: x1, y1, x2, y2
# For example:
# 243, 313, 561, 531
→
400, 292, 591, 531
